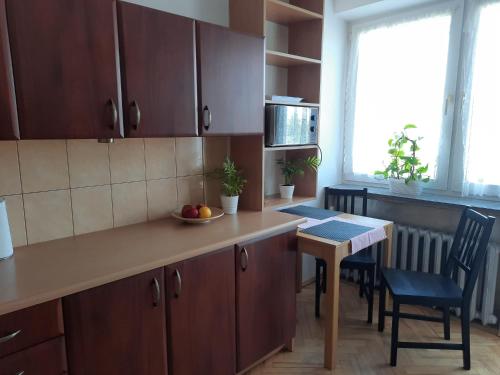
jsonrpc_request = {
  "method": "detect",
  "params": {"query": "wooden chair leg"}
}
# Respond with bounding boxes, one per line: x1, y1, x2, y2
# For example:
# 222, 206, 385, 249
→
443, 307, 450, 340
378, 276, 386, 332
367, 267, 375, 324
359, 269, 365, 298
461, 308, 471, 370
390, 301, 400, 367
315, 259, 322, 318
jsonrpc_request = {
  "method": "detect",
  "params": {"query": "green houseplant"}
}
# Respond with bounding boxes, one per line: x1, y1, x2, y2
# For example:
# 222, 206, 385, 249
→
374, 124, 430, 195
277, 156, 321, 199
212, 156, 247, 214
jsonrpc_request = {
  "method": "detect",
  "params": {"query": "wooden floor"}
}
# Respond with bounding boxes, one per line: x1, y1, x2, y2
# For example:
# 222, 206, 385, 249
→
248, 282, 500, 374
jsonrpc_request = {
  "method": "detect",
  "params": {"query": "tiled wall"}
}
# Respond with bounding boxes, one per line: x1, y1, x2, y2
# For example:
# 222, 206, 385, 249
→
0, 137, 228, 247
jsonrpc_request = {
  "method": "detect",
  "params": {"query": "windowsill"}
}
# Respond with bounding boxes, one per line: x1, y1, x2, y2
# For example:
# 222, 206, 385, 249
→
332, 183, 500, 214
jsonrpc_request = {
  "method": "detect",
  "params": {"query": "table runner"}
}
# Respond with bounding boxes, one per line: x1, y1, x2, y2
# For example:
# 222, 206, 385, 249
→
281, 205, 387, 253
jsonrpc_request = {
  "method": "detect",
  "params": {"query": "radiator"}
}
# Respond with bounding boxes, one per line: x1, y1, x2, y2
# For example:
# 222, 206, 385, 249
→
347, 223, 500, 326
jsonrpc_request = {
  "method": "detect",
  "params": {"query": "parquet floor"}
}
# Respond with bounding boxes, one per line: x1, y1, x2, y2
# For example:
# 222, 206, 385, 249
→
248, 282, 500, 375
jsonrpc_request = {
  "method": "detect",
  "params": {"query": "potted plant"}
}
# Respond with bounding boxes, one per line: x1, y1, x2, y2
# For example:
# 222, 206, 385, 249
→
277, 156, 320, 199
212, 156, 247, 214
375, 124, 430, 195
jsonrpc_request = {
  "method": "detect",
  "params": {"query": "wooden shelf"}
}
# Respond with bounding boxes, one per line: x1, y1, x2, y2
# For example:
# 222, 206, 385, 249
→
264, 145, 318, 152
264, 195, 316, 210
266, 50, 321, 67
265, 100, 320, 107
266, 0, 323, 25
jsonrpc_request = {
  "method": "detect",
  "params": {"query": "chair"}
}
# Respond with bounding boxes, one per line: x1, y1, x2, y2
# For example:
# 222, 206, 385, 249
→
378, 208, 495, 370
315, 187, 376, 323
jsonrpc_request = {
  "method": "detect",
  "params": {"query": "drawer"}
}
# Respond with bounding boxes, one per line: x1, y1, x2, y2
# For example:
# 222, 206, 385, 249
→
0, 336, 67, 375
0, 300, 64, 358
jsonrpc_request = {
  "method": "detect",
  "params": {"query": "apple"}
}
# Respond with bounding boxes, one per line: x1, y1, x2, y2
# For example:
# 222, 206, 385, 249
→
196, 203, 206, 210
181, 205, 193, 218
185, 207, 199, 219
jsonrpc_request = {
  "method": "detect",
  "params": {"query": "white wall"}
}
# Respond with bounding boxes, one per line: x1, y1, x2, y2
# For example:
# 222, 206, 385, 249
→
301, 0, 348, 281
335, 0, 382, 13
123, 0, 228, 26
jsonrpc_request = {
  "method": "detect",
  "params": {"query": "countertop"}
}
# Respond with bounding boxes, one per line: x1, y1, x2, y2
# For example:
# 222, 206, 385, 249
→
0, 211, 305, 316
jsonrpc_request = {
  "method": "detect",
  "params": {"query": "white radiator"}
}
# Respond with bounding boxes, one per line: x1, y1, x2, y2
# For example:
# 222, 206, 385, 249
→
385, 224, 500, 326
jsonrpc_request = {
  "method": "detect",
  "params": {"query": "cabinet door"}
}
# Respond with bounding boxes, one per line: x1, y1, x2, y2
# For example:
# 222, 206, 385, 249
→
0, 0, 19, 140
6, 0, 123, 139
63, 268, 167, 375
117, 2, 197, 137
197, 22, 264, 135
236, 231, 297, 372
165, 247, 236, 375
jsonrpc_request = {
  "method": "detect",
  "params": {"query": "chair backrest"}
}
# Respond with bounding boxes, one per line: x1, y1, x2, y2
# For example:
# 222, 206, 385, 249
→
324, 187, 368, 216
443, 208, 495, 301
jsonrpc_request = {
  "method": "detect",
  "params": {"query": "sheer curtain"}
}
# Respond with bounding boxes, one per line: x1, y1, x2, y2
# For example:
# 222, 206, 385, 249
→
460, 0, 500, 197
343, 2, 462, 188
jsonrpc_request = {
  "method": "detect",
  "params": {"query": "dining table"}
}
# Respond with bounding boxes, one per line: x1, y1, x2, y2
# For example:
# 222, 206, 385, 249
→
284, 207, 394, 370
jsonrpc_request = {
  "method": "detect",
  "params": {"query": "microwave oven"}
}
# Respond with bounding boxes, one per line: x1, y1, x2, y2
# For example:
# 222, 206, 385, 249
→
265, 105, 318, 147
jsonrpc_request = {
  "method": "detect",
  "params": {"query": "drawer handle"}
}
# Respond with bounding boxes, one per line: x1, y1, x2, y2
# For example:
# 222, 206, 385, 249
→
174, 269, 182, 298
130, 100, 141, 130
202, 106, 211, 130
240, 247, 249, 271
0, 329, 21, 344
108, 98, 118, 130
152, 278, 161, 307
15, 371, 25, 375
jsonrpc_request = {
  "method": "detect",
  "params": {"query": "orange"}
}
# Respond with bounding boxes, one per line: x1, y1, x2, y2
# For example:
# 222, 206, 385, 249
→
198, 206, 212, 219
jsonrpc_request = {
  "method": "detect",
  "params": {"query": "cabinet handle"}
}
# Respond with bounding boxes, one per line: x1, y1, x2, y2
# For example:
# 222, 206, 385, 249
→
130, 100, 141, 130
108, 98, 118, 130
202, 106, 211, 130
152, 278, 161, 307
240, 247, 249, 271
15, 371, 25, 375
0, 329, 21, 344
174, 269, 182, 298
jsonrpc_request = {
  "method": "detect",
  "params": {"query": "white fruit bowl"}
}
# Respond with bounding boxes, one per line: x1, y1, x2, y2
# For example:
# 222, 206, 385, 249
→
171, 207, 224, 224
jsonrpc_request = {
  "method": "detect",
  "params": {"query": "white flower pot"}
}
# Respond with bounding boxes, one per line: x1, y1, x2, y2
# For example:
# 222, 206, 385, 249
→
220, 195, 239, 215
279, 185, 295, 199
389, 178, 423, 196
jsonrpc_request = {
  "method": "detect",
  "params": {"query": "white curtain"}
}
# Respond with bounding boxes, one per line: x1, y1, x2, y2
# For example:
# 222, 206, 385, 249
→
460, 0, 500, 198
343, 1, 462, 188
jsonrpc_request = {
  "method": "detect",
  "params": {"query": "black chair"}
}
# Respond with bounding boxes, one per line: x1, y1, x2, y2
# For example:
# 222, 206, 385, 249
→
378, 208, 495, 370
315, 187, 376, 323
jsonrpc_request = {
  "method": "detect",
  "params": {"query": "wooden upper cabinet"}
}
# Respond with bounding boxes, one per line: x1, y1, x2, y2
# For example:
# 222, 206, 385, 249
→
235, 231, 297, 372
165, 247, 236, 375
63, 268, 168, 375
196, 22, 264, 135
6, 0, 123, 139
117, 2, 197, 137
0, 0, 19, 140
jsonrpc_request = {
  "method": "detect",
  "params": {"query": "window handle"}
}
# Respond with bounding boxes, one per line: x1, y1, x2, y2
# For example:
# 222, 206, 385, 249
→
444, 95, 454, 116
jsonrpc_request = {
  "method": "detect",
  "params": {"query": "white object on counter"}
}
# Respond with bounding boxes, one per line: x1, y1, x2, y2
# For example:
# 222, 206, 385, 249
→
0, 198, 13, 260
221, 195, 239, 215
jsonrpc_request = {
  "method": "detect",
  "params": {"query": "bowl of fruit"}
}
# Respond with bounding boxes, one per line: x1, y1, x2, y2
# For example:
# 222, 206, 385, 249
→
172, 204, 224, 224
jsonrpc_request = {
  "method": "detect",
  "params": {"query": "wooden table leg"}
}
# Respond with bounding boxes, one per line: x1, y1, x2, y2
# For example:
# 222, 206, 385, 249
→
383, 224, 393, 308
324, 245, 344, 370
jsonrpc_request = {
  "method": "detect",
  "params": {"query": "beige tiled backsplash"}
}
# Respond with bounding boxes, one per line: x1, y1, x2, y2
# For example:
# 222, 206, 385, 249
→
0, 137, 229, 247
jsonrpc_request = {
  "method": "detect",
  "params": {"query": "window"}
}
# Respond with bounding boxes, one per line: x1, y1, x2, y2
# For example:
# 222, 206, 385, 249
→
461, 1, 500, 197
344, 0, 500, 199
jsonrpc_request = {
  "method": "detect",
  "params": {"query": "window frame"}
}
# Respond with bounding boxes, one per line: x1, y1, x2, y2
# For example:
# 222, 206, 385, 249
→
342, 0, 465, 191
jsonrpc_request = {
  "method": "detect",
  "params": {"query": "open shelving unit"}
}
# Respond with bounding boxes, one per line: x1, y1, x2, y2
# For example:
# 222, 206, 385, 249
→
229, 0, 324, 211
266, 0, 323, 24
266, 50, 321, 67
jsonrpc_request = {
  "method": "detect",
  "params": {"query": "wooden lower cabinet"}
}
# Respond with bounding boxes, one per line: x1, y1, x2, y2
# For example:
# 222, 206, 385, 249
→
165, 247, 236, 375
0, 336, 67, 375
235, 231, 297, 372
63, 268, 168, 375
